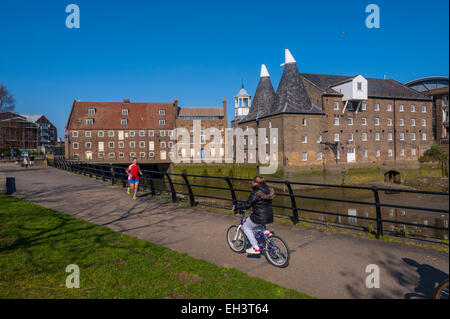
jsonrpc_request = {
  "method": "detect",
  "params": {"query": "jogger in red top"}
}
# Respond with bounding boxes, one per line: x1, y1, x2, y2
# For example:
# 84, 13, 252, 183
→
125, 157, 143, 199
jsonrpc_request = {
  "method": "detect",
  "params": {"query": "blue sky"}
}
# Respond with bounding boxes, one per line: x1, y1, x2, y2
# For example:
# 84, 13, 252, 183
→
1, 0, 448, 138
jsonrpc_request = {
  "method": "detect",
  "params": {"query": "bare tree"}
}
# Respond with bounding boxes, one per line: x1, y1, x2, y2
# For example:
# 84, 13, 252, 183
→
0, 84, 15, 112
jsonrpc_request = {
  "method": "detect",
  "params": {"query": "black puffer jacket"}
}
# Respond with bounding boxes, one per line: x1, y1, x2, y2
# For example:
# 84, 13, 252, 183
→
236, 183, 275, 225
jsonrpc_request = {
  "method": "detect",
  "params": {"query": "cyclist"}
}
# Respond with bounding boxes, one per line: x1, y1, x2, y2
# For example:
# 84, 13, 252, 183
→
232, 176, 275, 255
125, 157, 143, 200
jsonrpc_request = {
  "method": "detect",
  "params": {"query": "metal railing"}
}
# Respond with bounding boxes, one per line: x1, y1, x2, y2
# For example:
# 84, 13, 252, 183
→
48, 158, 449, 241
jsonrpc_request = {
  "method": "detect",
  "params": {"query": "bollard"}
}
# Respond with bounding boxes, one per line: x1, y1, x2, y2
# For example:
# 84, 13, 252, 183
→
6, 177, 16, 195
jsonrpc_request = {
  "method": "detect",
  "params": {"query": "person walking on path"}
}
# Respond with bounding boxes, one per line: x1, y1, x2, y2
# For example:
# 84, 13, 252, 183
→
23, 156, 29, 169
125, 157, 143, 200
232, 176, 275, 255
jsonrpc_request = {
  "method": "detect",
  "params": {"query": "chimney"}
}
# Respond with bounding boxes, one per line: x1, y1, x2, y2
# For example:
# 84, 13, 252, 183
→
123, 98, 130, 103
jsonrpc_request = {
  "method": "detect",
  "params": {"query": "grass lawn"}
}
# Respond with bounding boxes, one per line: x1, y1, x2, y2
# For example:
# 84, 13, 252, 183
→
0, 195, 312, 299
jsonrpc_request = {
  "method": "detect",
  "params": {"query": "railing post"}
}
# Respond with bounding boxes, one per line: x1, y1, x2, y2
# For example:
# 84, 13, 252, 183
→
148, 173, 156, 196
285, 181, 299, 224
225, 177, 237, 205
372, 186, 384, 239
111, 165, 115, 185
165, 172, 177, 203
181, 173, 196, 207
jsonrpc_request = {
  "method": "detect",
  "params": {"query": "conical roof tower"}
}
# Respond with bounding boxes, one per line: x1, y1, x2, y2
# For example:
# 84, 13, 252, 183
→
240, 64, 276, 123
263, 49, 322, 117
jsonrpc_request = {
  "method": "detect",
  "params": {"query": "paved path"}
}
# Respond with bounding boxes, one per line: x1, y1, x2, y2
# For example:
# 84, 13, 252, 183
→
3, 166, 449, 299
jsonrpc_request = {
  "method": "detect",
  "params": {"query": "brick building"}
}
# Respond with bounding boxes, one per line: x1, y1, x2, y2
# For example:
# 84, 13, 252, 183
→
175, 99, 227, 159
233, 49, 434, 166
65, 98, 228, 162
19, 114, 58, 149
405, 77, 449, 154
65, 99, 177, 162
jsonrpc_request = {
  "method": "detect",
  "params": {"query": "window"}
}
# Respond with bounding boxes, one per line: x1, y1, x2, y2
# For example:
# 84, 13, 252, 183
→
400, 118, 405, 126
88, 108, 96, 115
108, 141, 114, 148
159, 119, 166, 125
317, 135, 322, 143
388, 149, 393, 157
149, 152, 154, 157
121, 119, 127, 125
422, 105, 427, 113
400, 133, 405, 141
387, 118, 392, 126
149, 141, 154, 151
348, 118, 353, 125
411, 119, 416, 126
334, 117, 339, 125
159, 109, 166, 115
362, 133, 368, 141
376, 150, 380, 157
98, 142, 104, 152
422, 119, 426, 127
85, 142, 92, 149
160, 142, 166, 148
317, 152, 323, 160
411, 148, 416, 156
140, 152, 146, 158
149, 130, 154, 137
98, 131, 104, 137
86, 119, 94, 125
302, 152, 307, 161
361, 103, 367, 111
108, 131, 114, 137
85, 131, 91, 137
412, 133, 416, 141
411, 105, 416, 112
334, 133, 339, 142
387, 104, 392, 112
375, 132, 380, 141
108, 153, 115, 158
139, 130, 145, 136
139, 141, 145, 148
363, 150, 368, 158
160, 131, 166, 137
301, 135, 308, 143
119, 152, 125, 158
374, 103, 380, 111
374, 118, 380, 126
129, 131, 135, 137
362, 118, 367, 125
168, 130, 173, 137
348, 133, 354, 142
73, 142, 79, 149
357, 82, 362, 91
400, 149, 405, 156
129, 141, 135, 148
422, 133, 427, 141
333, 102, 339, 110
122, 109, 128, 115
348, 103, 354, 111
130, 152, 136, 158
118, 141, 124, 148
160, 151, 167, 160
98, 153, 104, 159
388, 133, 393, 141
168, 141, 173, 148
302, 118, 307, 126
399, 104, 404, 112
72, 131, 78, 137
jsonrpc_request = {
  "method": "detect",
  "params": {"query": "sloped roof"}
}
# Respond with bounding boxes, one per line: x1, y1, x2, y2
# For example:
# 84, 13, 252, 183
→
261, 63, 323, 118
301, 73, 431, 100
239, 76, 276, 123
67, 101, 174, 130
178, 107, 224, 117
18, 114, 44, 123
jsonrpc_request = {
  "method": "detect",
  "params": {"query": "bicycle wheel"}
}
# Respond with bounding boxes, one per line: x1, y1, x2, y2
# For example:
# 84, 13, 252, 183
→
264, 235, 290, 268
226, 225, 247, 253
435, 280, 449, 299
